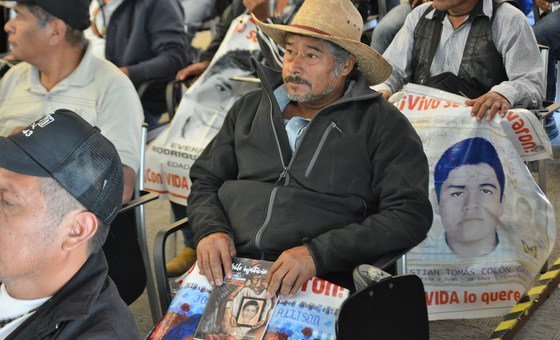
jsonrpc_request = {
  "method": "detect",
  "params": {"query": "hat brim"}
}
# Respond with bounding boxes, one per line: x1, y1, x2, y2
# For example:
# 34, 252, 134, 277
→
253, 16, 392, 86
0, 136, 50, 177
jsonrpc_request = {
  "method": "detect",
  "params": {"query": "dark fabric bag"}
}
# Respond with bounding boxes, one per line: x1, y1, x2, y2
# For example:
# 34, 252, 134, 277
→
421, 72, 483, 99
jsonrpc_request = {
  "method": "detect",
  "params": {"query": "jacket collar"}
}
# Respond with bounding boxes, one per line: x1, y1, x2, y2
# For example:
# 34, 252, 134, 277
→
28, 43, 95, 94
11, 251, 109, 337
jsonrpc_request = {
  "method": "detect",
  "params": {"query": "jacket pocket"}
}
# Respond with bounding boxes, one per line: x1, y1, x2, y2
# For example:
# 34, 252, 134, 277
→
218, 180, 275, 248
305, 121, 343, 178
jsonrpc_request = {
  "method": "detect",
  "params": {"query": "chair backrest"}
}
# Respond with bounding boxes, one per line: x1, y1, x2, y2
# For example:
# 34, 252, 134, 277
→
104, 124, 161, 322
336, 275, 429, 339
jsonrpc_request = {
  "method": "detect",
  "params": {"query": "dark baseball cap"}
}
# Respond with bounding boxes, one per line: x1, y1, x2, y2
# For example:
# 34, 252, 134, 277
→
15, 0, 90, 31
0, 109, 124, 224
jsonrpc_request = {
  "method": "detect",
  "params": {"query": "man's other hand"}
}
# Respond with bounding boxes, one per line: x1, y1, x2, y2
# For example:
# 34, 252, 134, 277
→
266, 246, 317, 297
176, 60, 211, 81
465, 91, 510, 122
378, 89, 392, 100
196, 232, 236, 286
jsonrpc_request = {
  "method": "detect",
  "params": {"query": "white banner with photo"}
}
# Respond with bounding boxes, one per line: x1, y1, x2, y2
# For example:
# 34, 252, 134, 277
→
144, 14, 261, 203
400, 84, 556, 320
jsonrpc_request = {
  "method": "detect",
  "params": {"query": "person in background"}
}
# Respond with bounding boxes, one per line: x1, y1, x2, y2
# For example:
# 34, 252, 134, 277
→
533, 0, 559, 104
370, 0, 428, 54
103, 0, 189, 127
0, 0, 146, 304
373, 0, 545, 124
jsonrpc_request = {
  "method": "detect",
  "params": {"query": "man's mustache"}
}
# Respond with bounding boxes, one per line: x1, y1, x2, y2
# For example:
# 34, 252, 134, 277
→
284, 75, 311, 86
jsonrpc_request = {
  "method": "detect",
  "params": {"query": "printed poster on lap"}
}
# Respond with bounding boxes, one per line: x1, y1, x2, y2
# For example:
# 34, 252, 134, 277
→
399, 84, 556, 320
144, 14, 261, 203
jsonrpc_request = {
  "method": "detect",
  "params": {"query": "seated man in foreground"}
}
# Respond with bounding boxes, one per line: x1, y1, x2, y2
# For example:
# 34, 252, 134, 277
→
0, 110, 138, 338
374, 0, 545, 122
188, 0, 433, 295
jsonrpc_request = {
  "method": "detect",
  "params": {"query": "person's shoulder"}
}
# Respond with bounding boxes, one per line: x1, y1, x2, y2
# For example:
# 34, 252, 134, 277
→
493, 0, 528, 20
89, 55, 135, 86
230, 88, 264, 113
78, 280, 139, 338
1, 61, 31, 82
55, 280, 139, 339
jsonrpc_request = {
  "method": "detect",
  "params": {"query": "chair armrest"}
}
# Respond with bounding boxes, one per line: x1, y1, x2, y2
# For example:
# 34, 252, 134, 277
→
137, 79, 158, 99
119, 190, 159, 214
154, 217, 190, 315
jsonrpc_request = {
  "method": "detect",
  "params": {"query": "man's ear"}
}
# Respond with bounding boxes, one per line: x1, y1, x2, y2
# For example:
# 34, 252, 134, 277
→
430, 187, 440, 215
61, 211, 98, 252
341, 55, 357, 77
46, 19, 67, 46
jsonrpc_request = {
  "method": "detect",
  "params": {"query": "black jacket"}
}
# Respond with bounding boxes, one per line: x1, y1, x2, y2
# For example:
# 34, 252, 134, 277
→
105, 0, 188, 114
188, 61, 433, 276
7, 252, 139, 339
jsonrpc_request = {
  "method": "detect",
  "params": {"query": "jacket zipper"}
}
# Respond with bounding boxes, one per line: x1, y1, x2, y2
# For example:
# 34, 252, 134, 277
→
305, 121, 343, 177
254, 91, 288, 256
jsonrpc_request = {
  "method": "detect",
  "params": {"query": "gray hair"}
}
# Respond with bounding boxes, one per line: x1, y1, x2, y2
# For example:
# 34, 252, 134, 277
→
322, 39, 353, 77
25, 4, 86, 47
38, 177, 106, 255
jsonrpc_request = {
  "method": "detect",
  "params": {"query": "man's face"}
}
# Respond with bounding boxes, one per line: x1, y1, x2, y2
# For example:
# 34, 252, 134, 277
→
251, 276, 267, 295
4, 4, 50, 63
437, 163, 503, 246
0, 169, 61, 285
242, 303, 258, 321
282, 35, 350, 104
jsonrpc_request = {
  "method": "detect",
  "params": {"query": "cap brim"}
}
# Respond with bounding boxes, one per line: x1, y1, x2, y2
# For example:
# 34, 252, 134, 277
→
0, 136, 50, 177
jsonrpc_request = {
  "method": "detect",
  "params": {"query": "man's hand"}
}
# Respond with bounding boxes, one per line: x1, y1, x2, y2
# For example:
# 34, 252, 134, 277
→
196, 232, 236, 286
176, 60, 210, 81
266, 246, 317, 297
244, 0, 269, 20
378, 89, 392, 100
465, 91, 510, 121
119, 66, 129, 77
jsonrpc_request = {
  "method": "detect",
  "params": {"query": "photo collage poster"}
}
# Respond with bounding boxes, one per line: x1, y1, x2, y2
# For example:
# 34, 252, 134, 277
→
144, 13, 261, 203
399, 84, 556, 319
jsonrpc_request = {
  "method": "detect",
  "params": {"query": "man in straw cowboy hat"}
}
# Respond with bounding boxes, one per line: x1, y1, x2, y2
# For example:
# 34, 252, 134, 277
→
187, 0, 433, 295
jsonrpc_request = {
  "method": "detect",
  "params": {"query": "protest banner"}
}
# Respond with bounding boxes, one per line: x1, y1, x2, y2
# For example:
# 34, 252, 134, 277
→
144, 13, 261, 203
400, 84, 556, 320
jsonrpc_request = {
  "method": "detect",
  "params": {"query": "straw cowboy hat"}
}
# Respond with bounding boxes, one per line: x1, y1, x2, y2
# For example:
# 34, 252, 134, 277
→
253, 0, 392, 85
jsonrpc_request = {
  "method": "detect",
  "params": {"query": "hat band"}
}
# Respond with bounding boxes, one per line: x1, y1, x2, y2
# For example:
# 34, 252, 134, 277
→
290, 24, 331, 37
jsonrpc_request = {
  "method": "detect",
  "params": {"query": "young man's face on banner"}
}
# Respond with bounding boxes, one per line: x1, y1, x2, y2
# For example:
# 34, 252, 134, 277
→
436, 163, 504, 249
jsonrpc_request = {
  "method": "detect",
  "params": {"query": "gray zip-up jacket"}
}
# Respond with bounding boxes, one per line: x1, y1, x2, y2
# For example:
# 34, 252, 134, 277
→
188, 61, 433, 277
6, 252, 139, 339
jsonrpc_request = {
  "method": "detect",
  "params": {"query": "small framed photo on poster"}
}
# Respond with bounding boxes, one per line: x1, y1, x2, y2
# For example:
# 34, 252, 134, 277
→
236, 297, 265, 327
